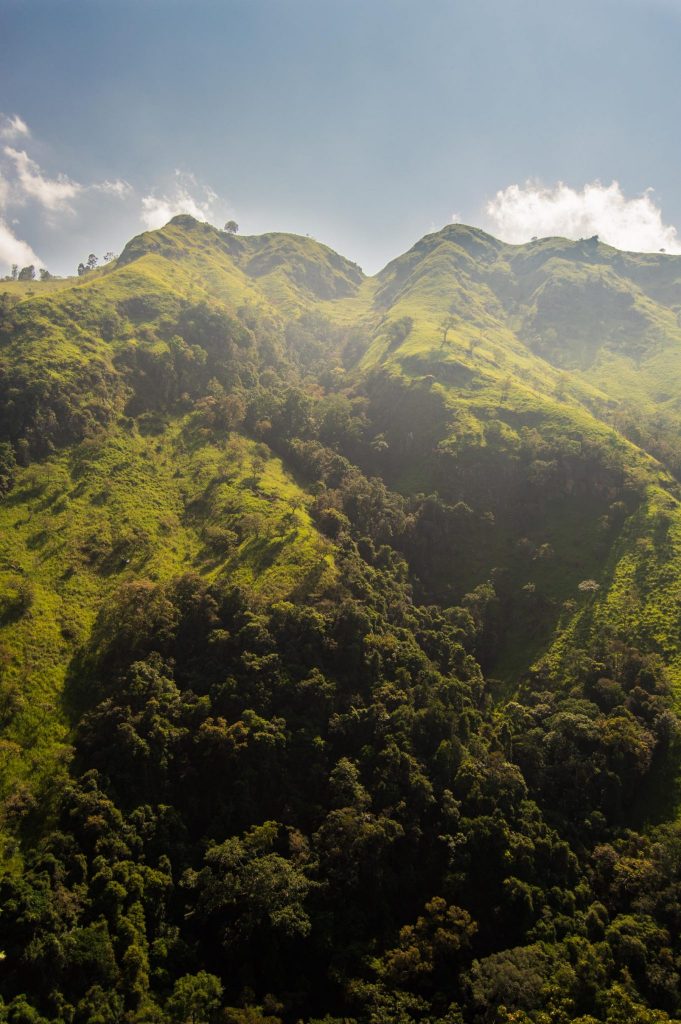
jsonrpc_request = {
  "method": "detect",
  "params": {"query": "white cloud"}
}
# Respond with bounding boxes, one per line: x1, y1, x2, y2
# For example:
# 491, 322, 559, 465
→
93, 178, 133, 198
0, 143, 131, 216
0, 219, 40, 271
4, 146, 82, 212
140, 172, 220, 229
485, 180, 681, 254
0, 114, 30, 141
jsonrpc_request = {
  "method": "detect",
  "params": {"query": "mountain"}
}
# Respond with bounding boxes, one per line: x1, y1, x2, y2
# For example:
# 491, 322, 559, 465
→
1, 217, 681, 1022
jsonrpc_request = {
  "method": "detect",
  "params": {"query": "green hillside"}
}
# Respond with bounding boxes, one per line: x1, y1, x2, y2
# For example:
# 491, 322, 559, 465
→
2, 217, 681, 1022
337, 224, 681, 681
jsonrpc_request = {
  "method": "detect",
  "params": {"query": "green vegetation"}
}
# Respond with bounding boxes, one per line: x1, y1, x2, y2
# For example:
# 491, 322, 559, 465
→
2, 216, 681, 1021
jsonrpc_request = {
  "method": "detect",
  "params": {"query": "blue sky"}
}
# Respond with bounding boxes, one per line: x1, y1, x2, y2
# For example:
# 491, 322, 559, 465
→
1, 0, 681, 275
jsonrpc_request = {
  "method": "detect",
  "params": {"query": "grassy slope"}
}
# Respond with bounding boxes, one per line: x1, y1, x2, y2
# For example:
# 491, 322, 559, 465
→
0, 278, 74, 299
546, 484, 681, 697
116, 216, 366, 314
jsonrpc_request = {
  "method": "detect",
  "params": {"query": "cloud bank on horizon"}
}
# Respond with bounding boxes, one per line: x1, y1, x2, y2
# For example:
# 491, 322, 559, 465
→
485, 180, 681, 254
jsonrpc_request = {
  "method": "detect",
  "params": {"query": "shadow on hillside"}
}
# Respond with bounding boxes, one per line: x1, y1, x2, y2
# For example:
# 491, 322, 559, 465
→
399, 353, 479, 387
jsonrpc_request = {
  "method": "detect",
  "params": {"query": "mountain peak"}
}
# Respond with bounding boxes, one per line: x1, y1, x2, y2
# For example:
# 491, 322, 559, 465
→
117, 218, 365, 304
